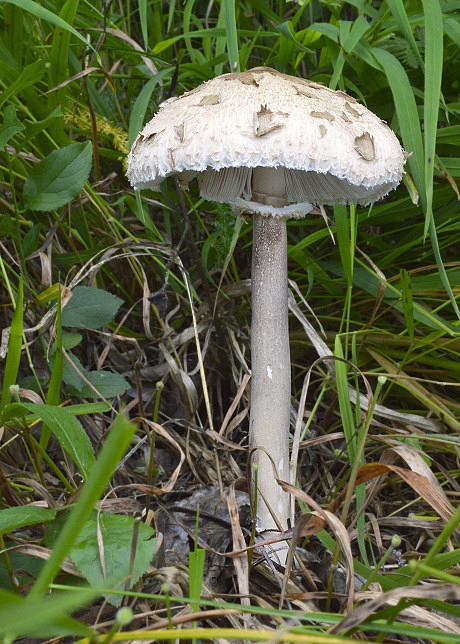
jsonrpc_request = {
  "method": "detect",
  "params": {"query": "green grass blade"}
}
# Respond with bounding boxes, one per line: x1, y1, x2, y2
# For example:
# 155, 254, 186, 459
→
422, 0, 443, 236
399, 269, 415, 343
29, 412, 136, 598
128, 68, 172, 147
39, 284, 64, 457
371, 47, 425, 207
222, 0, 240, 72
334, 205, 353, 285
3, 0, 93, 50
429, 218, 460, 318
0, 276, 23, 415
334, 336, 356, 461
184, 0, 198, 65
47, 0, 80, 113
0, 588, 95, 638
139, 0, 148, 50
386, 0, 424, 68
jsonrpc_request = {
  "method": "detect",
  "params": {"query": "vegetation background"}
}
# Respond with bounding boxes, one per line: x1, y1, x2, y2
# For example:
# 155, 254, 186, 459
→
0, 0, 459, 641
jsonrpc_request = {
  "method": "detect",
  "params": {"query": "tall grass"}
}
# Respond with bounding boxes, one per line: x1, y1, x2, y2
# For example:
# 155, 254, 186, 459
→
0, 0, 459, 641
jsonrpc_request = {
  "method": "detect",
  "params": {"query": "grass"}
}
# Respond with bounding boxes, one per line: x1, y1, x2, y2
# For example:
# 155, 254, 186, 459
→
0, 0, 459, 641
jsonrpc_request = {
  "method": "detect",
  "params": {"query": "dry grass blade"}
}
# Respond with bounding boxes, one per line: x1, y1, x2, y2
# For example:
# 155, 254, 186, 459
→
331, 462, 460, 537
133, 419, 185, 493
288, 292, 441, 431
6, 544, 82, 577
277, 481, 354, 614
332, 583, 460, 634
219, 374, 251, 436
104, 28, 159, 76
225, 484, 251, 631
367, 348, 460, 429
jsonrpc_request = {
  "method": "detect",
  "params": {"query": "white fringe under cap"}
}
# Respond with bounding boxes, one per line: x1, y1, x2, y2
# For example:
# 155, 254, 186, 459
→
127, 67, 408, 216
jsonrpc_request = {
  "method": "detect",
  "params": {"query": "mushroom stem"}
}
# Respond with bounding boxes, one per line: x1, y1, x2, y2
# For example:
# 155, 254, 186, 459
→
250, 211, 292, 554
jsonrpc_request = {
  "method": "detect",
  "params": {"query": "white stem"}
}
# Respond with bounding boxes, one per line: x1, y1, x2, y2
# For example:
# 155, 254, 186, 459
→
250, 211, 292, 551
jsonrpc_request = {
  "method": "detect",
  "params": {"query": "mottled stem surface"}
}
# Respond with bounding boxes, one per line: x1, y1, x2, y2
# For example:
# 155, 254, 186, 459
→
250, 212, 292, 543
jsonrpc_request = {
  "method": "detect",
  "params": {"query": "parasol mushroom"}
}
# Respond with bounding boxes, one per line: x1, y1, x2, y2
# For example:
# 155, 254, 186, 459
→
127, 67, 407, 561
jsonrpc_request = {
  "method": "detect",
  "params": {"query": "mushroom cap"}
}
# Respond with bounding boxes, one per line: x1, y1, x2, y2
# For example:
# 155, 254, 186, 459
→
127, 67, 407, 217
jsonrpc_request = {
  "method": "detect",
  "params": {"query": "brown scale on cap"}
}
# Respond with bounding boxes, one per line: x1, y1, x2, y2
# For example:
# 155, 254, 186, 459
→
310, 110, 335, 121
354, 132, 375, 161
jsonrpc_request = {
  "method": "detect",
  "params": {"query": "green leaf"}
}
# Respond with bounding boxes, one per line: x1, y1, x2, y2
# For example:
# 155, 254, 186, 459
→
1, 403, 95, 478
67, 370, 130, 399
59, 350, 85, 392
0, 506, 56, 534
23, 141, 92, 211
68, 513, 158, 606
0, 104, 24, 147
0, 60, 45, 108
61, 331, 83, 351
61, 286, 123, 330
22, 223, 41, 257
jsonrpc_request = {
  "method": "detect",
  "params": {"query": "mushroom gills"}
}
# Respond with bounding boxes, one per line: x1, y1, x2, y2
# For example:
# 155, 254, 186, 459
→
199, 166, 392, 208
199, 166, 252, 202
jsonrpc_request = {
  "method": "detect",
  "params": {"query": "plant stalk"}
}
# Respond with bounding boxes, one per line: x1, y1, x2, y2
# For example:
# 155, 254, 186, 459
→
250, 212, 292, 550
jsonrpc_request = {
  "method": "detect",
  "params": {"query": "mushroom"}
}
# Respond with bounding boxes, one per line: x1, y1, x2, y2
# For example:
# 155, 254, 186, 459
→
127, 67, 407, 560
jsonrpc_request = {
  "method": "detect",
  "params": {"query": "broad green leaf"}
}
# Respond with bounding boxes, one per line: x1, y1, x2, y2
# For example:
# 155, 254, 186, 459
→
60, 331, 83, 351
23, 141, 92, 211
58, 350, 85, 392
68, 513, 158, 606
21, 223, 41, 258
61, 286, 123, 330
1, 403, 95, 478
0, 506, 56, 534
67, 370, 130, 399
0, 104, 24, 147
